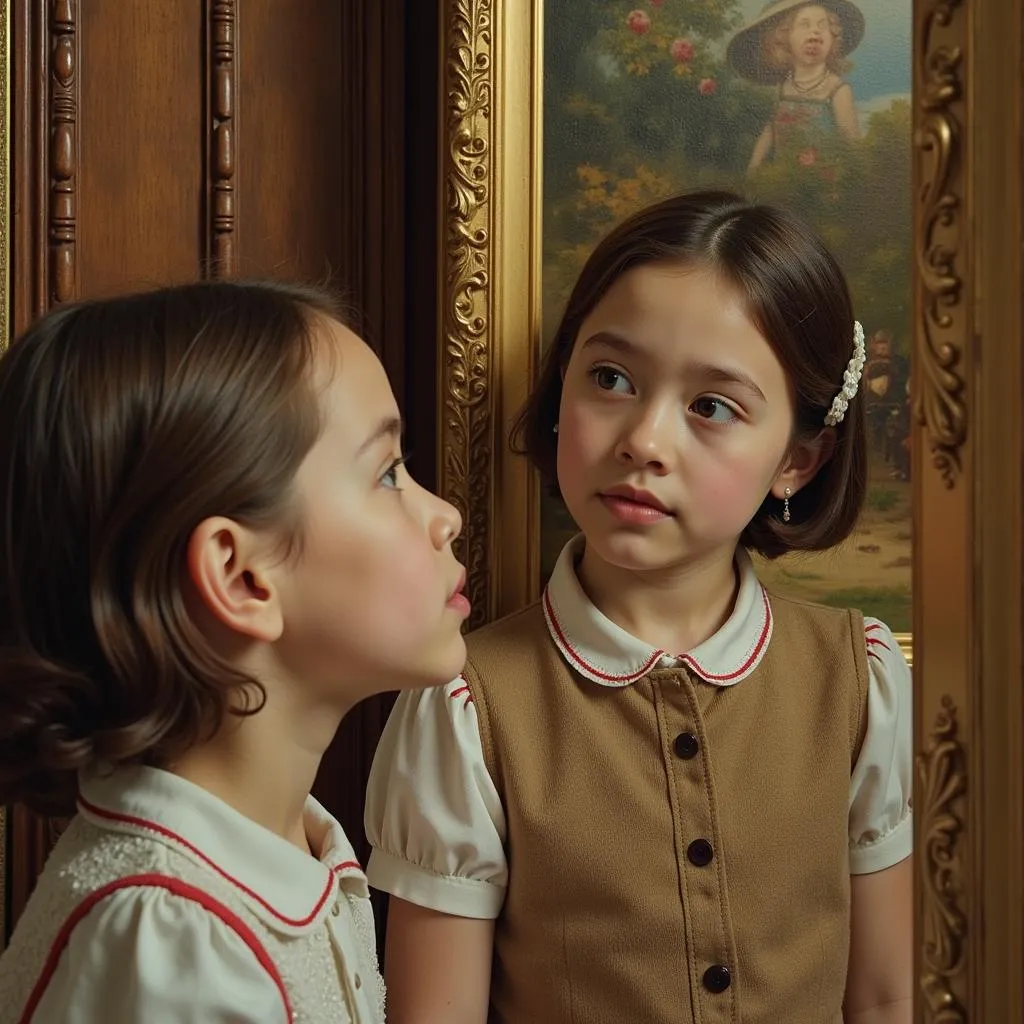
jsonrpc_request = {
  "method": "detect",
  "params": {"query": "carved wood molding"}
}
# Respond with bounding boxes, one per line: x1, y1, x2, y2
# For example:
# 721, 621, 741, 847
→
917, 696, 968, 1022
206, 0, 237, 276
912, 0, 967, 489
439, 0, 493, 629
49, 0, 78, 304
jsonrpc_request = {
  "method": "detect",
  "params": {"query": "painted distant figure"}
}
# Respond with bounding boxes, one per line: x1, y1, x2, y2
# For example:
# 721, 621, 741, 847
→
727, 0, 865, 173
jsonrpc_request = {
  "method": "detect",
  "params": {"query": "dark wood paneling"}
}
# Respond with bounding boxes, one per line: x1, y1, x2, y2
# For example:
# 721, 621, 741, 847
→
401, 0, 439, 496
234, 2, 346, 288
77, 0, 203, 296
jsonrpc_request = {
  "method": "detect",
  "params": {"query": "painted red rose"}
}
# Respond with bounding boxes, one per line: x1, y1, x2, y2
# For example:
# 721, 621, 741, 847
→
627, 9, 652, 33
670, 38, 695, 62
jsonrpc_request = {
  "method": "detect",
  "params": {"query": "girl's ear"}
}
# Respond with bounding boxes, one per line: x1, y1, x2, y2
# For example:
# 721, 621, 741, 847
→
770, 428, 837, 500
186, 517, 284, 643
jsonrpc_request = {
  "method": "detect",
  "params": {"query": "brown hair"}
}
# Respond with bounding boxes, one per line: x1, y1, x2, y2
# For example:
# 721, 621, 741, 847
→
0, 279, 343, 815
512, 189, 867, 559
764, 5, 853, 77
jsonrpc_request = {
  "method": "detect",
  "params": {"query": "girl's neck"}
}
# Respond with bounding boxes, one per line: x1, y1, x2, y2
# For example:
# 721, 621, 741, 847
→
791, 62, 828, 85
169, 692, 347, 855
577, 543, 739, 656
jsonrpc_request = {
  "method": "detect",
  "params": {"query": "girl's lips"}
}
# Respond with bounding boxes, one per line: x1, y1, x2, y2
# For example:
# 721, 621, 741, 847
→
600, 485, 671, 514
599, 494, 672, 525
447, 571, 471, 616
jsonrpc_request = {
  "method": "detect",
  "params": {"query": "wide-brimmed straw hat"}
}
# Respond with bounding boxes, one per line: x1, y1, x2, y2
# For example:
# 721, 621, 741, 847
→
726, 0, 865, 84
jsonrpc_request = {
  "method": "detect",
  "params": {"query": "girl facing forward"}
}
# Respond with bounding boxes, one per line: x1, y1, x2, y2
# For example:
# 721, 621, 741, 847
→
366, 192, 912, 1024
0, 281, 470, 1023
728, 0, 865, 173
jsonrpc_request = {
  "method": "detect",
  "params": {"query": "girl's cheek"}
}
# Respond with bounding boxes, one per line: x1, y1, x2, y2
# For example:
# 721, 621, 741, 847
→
559, 403, 604, 458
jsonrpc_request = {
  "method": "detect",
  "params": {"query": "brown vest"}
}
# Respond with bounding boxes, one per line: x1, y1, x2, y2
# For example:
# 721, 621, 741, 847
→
463, 592, 868, 1024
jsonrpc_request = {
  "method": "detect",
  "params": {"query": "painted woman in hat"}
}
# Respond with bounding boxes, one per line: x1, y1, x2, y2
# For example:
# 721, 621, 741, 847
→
728, 0, 865, 172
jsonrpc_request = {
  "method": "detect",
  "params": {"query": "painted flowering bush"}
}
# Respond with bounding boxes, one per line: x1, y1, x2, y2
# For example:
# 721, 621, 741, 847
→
607, 0, 739, 86
543, 0, 759, 296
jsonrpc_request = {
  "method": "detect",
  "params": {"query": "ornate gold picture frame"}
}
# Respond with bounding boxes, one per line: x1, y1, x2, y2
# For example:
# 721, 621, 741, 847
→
436, 0, 1015, 1020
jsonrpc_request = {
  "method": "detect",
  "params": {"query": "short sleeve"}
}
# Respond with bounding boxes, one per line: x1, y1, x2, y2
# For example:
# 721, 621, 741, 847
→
29, 882, 289, 1023
848, 618, 913, 875
364, 677, 508, 919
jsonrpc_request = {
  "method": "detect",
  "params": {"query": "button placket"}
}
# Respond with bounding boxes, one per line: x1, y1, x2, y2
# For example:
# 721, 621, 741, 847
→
327, 893, 369, 1019
658, 672, 737, 1018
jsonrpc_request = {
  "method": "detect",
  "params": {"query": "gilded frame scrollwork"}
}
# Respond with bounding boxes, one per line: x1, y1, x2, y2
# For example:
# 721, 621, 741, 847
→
438, 0, 542, 629
913, 0, 966, 490
911, 0, 974, 1018
917, 697, 967, 1021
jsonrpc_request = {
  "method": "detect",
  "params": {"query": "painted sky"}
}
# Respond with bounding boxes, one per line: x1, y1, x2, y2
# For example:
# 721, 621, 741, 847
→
732, 0, 911, 102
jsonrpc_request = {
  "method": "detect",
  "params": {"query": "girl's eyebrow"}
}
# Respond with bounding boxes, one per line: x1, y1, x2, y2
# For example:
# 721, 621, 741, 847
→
357, 415, 403, 457
687, 362, 767, 402
579, 330, 645, 359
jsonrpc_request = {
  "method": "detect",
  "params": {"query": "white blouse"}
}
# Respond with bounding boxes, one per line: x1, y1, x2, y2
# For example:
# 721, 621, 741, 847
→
0, 766, 384, 1023
365, 538, 913, 921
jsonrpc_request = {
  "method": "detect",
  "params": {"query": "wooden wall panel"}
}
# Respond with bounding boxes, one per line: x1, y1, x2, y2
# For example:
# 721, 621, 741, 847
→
77, 1, 204, 296
234, 2, 345, 287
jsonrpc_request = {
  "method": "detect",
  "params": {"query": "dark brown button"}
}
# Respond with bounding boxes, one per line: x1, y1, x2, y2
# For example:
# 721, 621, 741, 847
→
687, 838, 714, 866
673, 732, 699, 759
703, 964, 731, 993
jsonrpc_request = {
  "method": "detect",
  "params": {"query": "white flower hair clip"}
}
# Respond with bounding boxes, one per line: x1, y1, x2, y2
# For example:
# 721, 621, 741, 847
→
824, 320, 866, 427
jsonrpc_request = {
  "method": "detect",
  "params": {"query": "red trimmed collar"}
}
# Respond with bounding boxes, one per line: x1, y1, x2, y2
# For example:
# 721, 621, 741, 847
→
542, 535, 772, 688
77, 766, 367, 935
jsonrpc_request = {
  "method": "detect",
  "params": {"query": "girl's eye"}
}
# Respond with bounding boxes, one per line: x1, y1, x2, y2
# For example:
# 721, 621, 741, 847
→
590, 365, 634, 394
380, 455, 409, 489
691, 396, 738, 424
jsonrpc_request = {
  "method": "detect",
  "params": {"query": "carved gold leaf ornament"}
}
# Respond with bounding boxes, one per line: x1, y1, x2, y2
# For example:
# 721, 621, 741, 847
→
913, 0, 967, 489
441, 0, 493, 629
917, 696, 968, 1023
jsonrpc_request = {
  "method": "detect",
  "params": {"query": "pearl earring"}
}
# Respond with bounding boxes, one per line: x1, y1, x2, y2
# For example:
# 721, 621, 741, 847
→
783, 486, 792, 523
553, 423, 559, 434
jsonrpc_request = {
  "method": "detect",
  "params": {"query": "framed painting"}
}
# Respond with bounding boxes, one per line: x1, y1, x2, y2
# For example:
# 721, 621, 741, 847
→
437, 0, 913, 655
438, 0, 1019, 1015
